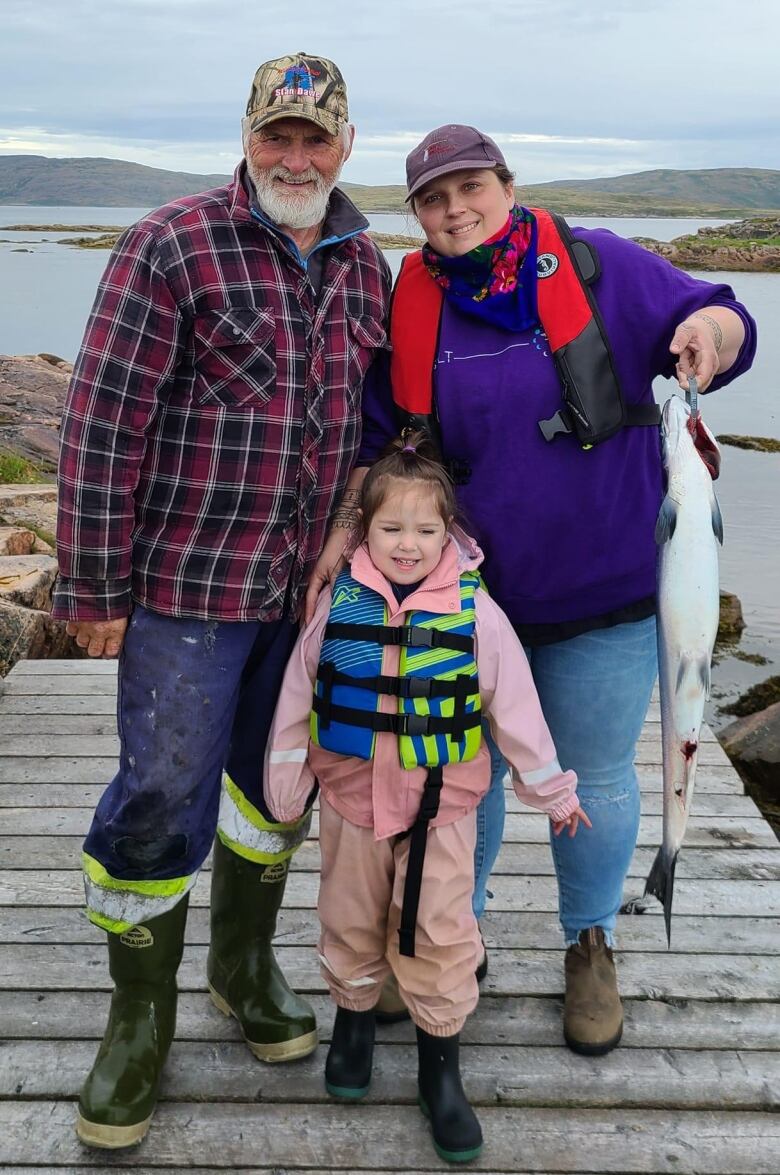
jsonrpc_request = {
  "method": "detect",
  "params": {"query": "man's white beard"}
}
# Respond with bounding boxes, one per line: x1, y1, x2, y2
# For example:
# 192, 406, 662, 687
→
250, 163, 340, 229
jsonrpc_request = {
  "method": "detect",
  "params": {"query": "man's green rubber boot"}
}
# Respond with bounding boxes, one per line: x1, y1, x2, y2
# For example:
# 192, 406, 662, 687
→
207, 836, 317, 1062
76, 897, 189, 1149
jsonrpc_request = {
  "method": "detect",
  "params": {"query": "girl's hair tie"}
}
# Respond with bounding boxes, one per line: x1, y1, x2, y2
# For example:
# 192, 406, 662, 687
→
402, 443, 417, 453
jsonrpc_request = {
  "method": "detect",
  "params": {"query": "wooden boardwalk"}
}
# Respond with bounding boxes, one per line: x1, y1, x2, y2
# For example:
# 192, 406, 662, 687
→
0, 658, 778, 1173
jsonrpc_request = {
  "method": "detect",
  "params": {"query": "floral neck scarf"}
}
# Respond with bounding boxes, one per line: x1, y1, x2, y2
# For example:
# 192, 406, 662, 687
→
421, 205, 537, 332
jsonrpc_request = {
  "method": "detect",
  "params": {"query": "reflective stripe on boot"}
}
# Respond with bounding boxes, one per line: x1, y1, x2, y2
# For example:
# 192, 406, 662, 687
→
563, 926, 624, 1056
76, 896, 188, 1149
207, 836, 317, 1062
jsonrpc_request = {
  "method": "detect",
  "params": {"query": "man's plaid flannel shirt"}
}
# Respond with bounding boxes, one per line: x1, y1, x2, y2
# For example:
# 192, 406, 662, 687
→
52, 165, 391, 623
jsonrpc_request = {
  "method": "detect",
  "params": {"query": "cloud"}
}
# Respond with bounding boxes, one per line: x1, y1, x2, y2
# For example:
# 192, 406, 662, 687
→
0, 0, 777, 184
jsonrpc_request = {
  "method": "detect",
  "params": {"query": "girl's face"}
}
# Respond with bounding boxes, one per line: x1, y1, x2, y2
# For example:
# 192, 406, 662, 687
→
414, 168, 514, 257
366, 479, 448, 585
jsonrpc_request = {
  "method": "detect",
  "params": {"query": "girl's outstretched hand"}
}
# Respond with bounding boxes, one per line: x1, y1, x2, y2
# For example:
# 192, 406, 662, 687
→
551, 806, 592, 838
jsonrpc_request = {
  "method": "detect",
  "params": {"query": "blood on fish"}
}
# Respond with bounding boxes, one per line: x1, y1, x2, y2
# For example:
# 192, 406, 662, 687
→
683, 740, 697, 759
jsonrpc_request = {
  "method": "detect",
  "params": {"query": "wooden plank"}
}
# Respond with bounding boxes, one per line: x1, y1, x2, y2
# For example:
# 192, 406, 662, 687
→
3, 836, 777, 880
505, 792, 759, 817
2, 989, 777, 1050
8, 710, 730, 745
3, 1039, 779, 1111
0, 729, 727, 766
0, 784, 763, 826
1, 905, 778, 956
6, 659, 117, 675
0, 804, 775, 848
2, 1101, 779, 1172
0, 694, 117, 715
3, 867, 778, 917
0, 676, 119, 696
1, 944, 778, 1000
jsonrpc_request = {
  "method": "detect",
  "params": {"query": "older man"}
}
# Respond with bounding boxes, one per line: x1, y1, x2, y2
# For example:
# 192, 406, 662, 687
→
52, 52, 390, 1148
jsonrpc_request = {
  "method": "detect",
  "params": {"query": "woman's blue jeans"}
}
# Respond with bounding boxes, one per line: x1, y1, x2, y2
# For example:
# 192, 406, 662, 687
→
472, 617, 658, 945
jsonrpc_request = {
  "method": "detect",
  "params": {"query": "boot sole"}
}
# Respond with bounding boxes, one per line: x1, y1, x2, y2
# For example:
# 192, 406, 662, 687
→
325, 1079, 370, 1099
564, 1022, 623, 1057
76, 1110, 153, 1149
418, 1096, 483, 1164
208, 982, 318, 1062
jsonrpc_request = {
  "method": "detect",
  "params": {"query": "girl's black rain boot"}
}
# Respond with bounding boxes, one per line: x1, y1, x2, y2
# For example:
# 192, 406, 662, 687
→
324, 1006, 375, 1099
416, 1027, 483, 1164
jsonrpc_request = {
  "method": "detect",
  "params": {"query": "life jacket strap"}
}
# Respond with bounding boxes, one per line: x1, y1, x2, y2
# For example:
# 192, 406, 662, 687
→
321, 663, 472, 701
398, 766, 444, 958
324, 621, 473, 654
539, 400, 661, 443
312, 693, 481, 738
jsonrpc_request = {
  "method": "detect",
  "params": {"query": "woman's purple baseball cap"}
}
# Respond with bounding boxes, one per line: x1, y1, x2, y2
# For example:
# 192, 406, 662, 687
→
405, 124, 507, 202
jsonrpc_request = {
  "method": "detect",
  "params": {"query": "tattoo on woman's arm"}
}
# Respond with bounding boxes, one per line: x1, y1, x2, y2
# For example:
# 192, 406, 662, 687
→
692, 312, 724, 353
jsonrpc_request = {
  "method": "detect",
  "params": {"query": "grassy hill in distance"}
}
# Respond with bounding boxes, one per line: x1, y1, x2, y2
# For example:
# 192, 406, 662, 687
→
534, 168, 780, 210
0, 155, 231, 208
1, 155, 779, 218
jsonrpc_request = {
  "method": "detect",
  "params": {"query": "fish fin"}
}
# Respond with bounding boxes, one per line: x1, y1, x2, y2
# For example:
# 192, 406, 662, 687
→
675, 654, 710, 698
711, 494, 724, 545
699, 657, 711, 698
644, 847, 679, 947
654, 496, 677, 545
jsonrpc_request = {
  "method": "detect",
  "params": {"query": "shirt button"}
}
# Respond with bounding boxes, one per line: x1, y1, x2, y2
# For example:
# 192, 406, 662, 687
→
232, 327, 242, 337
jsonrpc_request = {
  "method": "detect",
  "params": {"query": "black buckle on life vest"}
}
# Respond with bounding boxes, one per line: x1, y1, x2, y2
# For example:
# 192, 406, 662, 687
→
538, 407, 574, 442
404, 677, 434, 699
395, 626, 434, 648
397, 713, 431, 737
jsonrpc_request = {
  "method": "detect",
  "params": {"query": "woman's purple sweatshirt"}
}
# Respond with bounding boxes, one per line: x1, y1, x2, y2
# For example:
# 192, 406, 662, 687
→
358, 228, 757, 631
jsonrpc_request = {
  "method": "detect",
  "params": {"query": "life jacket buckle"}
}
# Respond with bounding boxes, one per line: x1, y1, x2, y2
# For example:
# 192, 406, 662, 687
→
538, 408, 574, 442
406, 677, 433, 699
397, 626, 434, 648
398, 713, 430, 737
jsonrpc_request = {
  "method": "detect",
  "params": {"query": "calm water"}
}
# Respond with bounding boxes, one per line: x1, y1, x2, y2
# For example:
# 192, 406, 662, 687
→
0, 206, 776, 721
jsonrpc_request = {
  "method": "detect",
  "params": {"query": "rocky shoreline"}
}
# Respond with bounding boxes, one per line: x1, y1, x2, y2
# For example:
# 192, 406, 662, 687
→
635, 215, 780, 272
4, 216, 780, 271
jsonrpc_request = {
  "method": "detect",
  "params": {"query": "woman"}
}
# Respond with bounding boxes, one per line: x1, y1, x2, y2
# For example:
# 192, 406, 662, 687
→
307, 125, 756, 1055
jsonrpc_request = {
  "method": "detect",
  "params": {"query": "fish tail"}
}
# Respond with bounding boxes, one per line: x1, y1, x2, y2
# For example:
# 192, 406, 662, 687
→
644, 846, 679, 947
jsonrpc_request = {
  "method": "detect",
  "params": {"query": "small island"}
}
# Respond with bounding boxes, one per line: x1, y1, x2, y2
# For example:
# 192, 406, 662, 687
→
5, 216, 779, 272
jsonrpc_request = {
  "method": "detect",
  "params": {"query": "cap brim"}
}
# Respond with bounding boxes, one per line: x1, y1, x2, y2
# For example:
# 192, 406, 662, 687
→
249, 107, 342, 138
405, 157, 498, 202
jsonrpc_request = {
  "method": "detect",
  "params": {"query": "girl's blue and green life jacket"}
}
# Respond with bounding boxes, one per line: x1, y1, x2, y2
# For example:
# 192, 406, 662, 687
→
310, 568, 483, 769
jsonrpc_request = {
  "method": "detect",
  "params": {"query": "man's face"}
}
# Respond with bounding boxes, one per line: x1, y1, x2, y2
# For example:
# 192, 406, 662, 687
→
245, 116, 353, 230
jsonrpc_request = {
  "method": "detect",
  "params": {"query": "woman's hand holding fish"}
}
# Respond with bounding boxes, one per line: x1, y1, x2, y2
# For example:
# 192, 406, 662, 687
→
669, 317, 721, 393
551, 806, 593, 838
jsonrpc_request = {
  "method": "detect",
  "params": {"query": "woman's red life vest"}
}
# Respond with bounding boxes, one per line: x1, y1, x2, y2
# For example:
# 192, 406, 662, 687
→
389, 208, 660, 448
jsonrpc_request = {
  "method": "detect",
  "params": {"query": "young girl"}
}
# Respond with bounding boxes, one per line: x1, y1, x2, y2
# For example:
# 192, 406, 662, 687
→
264, 435, 588, 1165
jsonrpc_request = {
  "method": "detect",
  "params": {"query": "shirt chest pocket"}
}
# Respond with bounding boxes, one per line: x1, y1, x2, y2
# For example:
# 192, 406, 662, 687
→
192, 308, 277, 408
344, 314, 387, 401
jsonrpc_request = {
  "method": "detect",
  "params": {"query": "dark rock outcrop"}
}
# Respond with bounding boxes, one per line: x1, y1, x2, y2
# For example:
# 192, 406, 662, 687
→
716, 434, 780, 453
0, 353, 71, 472
719, 702, 780, 835
716, 591, 746, 646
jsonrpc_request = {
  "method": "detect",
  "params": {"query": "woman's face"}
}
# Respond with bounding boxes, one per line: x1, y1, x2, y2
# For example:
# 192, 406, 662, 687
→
413, 168, 514, 257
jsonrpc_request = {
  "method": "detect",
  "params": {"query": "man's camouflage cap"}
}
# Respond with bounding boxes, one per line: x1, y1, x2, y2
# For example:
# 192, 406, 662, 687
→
246, 52, 349, 137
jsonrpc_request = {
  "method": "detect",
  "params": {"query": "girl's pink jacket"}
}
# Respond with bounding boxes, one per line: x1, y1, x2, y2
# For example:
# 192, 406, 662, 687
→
264, 533, 578, 838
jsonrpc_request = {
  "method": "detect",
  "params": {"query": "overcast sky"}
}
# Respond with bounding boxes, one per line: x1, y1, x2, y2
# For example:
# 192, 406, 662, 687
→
2, 0, 777, 186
